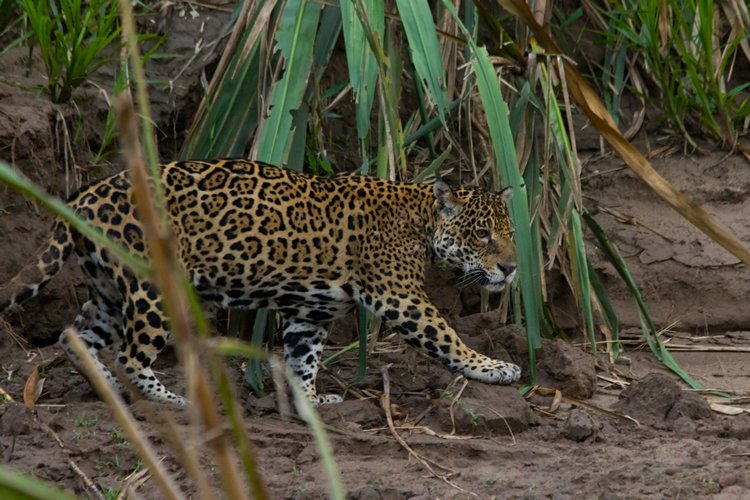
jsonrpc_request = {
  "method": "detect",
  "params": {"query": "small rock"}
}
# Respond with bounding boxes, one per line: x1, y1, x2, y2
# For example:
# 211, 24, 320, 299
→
429, 383, 534, 436
667, 390, 714, 422
453, 309, 524, 373
718, 473, 742, 488
318, 399, 384, 430
713, 485, 750, 500
245, 393, 279, 414
564, 408, 602, 442
0, 402, 33, 436
425, 264, 463, 319
538, 338, 597, 398
613, 372, 713, 429
327, 314, 357, 346
719, 413, 750, 439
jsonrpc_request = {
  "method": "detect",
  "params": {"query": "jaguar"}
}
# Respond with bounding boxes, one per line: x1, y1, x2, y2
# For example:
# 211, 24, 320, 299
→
0, 159, 521, 406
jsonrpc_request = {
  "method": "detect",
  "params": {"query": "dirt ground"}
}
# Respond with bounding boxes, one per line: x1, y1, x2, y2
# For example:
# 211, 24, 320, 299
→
2, 4, 750, 499
3, 313, 750, 499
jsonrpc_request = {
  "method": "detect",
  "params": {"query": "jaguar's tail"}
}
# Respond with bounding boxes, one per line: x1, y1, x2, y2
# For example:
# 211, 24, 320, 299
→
0, 220, 74, 312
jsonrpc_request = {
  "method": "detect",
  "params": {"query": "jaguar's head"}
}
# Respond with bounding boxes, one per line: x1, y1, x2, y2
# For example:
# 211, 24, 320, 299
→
431, 181, 516, 292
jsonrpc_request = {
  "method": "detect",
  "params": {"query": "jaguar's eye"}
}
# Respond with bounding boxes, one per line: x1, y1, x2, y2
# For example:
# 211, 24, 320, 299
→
474, 228, 491, 240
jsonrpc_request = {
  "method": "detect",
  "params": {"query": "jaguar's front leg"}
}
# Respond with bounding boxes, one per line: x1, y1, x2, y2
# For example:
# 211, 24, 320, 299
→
368, 290, 521, 384
280, 314, 343, 407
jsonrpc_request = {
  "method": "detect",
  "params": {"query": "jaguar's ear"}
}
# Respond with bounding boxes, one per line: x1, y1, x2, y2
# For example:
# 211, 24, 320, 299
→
498, 186, 513, 203
433, 181, 463, 219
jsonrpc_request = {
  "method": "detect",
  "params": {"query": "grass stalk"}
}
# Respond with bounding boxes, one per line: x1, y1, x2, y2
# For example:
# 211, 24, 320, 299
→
115, 93, 250, 499
116, 3, 269, 496
443, 0, 544, 379
212, 339, 344, 498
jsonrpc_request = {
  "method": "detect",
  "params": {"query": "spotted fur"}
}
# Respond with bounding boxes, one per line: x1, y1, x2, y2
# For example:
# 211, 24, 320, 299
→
0, 159, 521, 406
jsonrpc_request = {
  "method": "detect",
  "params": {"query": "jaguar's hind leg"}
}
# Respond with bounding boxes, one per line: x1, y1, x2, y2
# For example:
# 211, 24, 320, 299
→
117, 279, 186, 405
59, 296, 126, 396
281, 315, 342, 407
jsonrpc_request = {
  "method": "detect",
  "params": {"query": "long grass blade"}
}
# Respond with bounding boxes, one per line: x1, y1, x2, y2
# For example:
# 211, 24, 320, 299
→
396, 0, 450, 120
586, 259, 621, 357
357, 306, 369, 384
255, 0, 323, 165
442, 1, 544, 381
64, 330, 184, 500
213, 338, 343, 499
411, 146, 452, 183
181, 1, 278, 158
247, 0, 324, 398
583, 211, 702, 388
567, 211, 595, 352
340, 0, 383, 142
0, 466, 78, 500
288, 4, 343, 169
353, 0, 406, 176
119, 3, 269, 496
246, 310, 270, 395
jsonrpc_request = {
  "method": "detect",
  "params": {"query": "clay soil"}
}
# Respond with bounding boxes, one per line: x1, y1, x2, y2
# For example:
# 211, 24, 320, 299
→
2, 6, 750, 499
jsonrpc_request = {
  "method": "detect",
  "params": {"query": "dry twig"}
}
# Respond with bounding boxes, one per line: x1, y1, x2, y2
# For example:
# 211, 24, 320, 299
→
69, 460, 106, 500
380, 365, 477, 497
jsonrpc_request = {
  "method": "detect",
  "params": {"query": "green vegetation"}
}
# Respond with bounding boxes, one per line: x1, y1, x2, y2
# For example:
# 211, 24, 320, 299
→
590, 0, 750, 146
109, 426, 126, 444
74, 412, 98, 428
18, 0, 121, 103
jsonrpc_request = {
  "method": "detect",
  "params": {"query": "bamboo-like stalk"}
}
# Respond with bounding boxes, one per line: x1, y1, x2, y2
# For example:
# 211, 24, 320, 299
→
117, 2, 253, 496
115, 92, 250, 500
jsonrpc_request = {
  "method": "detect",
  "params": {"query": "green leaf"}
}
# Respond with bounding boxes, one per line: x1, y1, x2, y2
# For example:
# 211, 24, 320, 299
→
411, 147, 452, 183
396, 0, 449, 121
245, 310, 271, 396
340, 0, 383, 140
181, 2, 276, 159
568, 211, 595, 351
442, 1, 544, 381
586, 259, 620, 357
255, 0, 323, 166
357, 306, 370, 384
583, 211, 701, 389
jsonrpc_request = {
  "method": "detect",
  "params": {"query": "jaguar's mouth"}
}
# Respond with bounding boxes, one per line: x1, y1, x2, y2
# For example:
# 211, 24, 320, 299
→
461, 268, 514, 292
482, 281, 508, 293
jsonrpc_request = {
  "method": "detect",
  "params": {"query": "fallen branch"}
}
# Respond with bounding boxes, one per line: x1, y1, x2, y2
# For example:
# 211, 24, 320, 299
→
380, 365, 476, 497
68, 460, 106, 500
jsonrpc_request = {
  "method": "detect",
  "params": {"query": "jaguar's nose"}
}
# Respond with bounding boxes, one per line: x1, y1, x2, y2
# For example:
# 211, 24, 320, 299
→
498, 264, 516, 278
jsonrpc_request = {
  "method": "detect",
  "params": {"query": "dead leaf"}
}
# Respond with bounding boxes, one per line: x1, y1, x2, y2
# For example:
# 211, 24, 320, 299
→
0, 385, 13, 402
710, 402, 747, 416
23, 366, 44, 412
